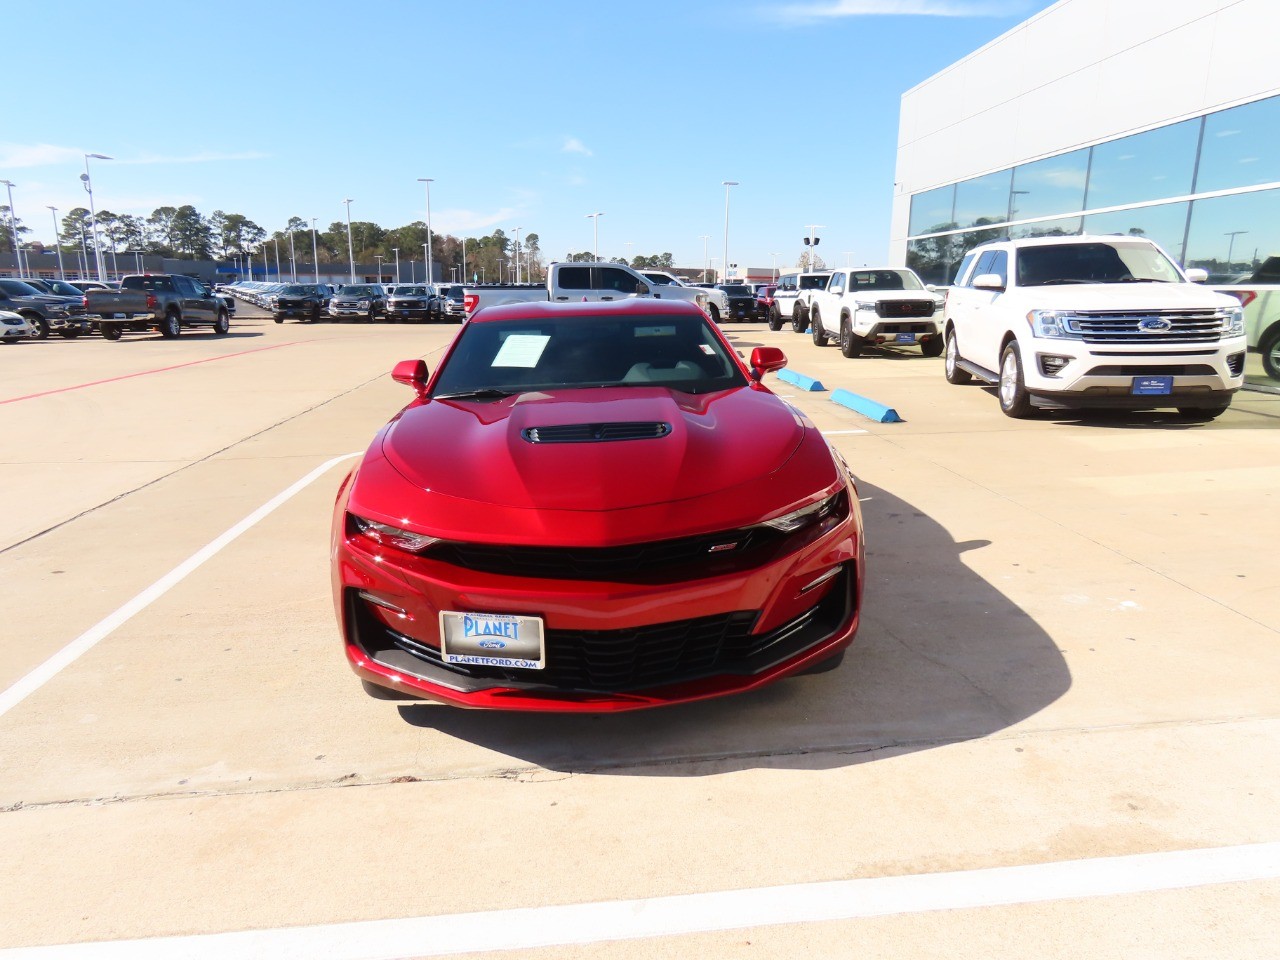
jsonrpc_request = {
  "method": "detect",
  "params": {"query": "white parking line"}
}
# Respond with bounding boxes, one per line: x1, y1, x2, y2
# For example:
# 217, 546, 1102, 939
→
0, 454, 359, 720
4, 842, 1277, 958
822, 429, 869, 435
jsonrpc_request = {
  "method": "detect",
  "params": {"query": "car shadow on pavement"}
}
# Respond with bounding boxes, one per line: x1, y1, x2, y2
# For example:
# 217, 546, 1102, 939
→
398, 481, 1072, 775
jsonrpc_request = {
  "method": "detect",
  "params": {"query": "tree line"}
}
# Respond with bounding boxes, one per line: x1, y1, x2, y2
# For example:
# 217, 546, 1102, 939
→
3, 204, 679, 283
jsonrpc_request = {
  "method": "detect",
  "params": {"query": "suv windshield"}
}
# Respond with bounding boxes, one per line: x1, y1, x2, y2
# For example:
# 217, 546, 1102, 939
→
1016, 241, 1183, 286
799, 275, 831, 290
280, 285, 311, 295
432, 313, 747, 398
718, 285, 753, 296
340, 285, 377, 297
0, 279, 43, 297
395, 286, 428, 296
849, 270, 925, 292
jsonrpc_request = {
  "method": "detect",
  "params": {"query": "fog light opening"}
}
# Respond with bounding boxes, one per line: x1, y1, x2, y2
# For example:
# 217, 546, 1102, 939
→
1039, 354, 1072, 377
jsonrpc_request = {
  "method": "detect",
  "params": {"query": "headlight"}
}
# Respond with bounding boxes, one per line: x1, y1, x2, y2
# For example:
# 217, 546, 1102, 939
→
1222, 306, 1245, 337
350, 515, 439, 553
356, 300, 371, 308
1026, 309, 1082, 339
761, 490, 844, 533
854, 300, 877, 311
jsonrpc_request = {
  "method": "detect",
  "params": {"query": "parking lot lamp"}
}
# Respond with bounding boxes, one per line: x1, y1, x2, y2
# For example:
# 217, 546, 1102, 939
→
310, 218, 319, 284
375, 254, 384, 283
392, 247, 400, 283
803, 224, 824, 270
273, 237, 281, 282
343, 199, 355, 283
1225, 230, 1248, 267
585, 212, 603, 260
721, 181, 738, 282
770, 252, 780, 281
417, 178, 434, 283
699, 234, 709, 282
47, 205, 66, 279
82, 153, 112, 280
288, 225, 297, 282
1, 180, 21, 277
462, 237, 468, 284
514, 226, 522, 283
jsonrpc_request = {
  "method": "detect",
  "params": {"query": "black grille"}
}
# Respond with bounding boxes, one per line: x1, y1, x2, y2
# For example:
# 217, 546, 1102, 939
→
876, 299, 936, 319
431, 526, 775, 580
1085, 364, 1217, 376
1071, 310, 1225, 343
522, 422, 672, 443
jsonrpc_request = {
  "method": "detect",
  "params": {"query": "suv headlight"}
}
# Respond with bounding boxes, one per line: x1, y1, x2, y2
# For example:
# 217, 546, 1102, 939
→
854, 300, 877, 311
1222, 306, 1245, 337
1026, 309, 1082, 339
350, 515, 439, 553
356, 300, 371, 308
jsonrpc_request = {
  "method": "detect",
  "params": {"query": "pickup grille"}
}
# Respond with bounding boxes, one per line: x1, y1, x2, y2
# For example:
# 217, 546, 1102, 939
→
1071, 310, 1226, 344
875, 299, 935, 319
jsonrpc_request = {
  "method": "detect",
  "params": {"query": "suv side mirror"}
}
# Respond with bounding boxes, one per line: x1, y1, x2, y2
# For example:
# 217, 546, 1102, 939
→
972, 273, 1005, 291
392, 359, 430, 399
1184, 268, 1209, 283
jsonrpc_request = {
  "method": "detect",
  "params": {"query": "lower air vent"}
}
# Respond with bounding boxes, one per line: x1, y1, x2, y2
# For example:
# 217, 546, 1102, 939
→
522, 422, 672, 443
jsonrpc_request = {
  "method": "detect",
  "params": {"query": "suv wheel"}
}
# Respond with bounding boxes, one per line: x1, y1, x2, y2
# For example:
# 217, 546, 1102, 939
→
944, 328, 972, 384
811, 308, 829, 346
768, 305, 783, 331
214, 310, 230, 335
998, 342, 1033, 418
840, 316, 863, 358
791, 305, 808, 334
920, 334, 943, 358
160, 310, 181, 338
707, 303, 721, 324
1259, 324, 1280, 380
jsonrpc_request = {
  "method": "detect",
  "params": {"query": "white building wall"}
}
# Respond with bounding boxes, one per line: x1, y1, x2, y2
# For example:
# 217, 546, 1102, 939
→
891, 0, 1280, 261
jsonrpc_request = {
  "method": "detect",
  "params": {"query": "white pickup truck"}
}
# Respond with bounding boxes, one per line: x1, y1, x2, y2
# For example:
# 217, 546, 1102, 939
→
943, 235, 1246, 420
808, 267, 943, 357
638, 270, 729, 323
463, 262, 708, 318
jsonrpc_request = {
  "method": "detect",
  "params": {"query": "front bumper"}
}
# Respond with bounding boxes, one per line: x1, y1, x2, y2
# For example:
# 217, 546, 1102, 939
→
332, 480, 864, 712
329, 304, 371, 317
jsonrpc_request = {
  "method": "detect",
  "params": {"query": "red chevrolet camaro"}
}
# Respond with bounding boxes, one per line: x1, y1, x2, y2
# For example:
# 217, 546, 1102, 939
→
331, 298, 865, 711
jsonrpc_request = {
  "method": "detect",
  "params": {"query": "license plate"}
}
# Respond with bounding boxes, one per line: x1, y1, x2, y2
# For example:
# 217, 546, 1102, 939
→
439, 611, 545, 669
896, 333, 916, 343
1132, 376, 1173, 396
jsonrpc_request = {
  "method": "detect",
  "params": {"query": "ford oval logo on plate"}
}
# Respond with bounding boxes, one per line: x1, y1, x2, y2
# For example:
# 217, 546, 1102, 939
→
478, 639, 507, 650
1138, 317, 1173, 332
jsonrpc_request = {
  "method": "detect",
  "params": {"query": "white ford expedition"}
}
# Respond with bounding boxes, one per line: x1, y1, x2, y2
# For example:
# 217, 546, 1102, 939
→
943, 235, 1246, 420
808, 267, 943, 357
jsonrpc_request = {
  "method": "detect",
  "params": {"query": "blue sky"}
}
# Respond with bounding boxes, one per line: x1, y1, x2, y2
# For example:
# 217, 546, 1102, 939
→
5, 0, 1056, 273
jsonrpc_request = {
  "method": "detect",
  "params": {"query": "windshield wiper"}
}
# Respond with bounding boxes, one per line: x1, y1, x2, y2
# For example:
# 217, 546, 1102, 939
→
432, 388, 517, 401
1035, 278, 1091, 285
1112, 276, 1170, 283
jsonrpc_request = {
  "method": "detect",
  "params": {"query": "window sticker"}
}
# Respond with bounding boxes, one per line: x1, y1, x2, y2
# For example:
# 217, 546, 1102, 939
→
634, 325, 676, 338
492, 334, 551, 368
699, 343, 716, 355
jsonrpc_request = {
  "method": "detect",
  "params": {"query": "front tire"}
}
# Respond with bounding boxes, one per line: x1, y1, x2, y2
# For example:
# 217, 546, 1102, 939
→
707, 303, 721, 324
101, 323, 122, 341
160, 310, 181, 338
768, 305, 783, 331
944, 327, 973, 384
840, 316, 864, 358
1260, 324, 1280, 380
920, 334, 943, 358
58, 328, 80, 339
998, 341, 1033, 418
26, 315, 49, 340
214, 310, 230, 335
791, 305, 808, 334
811, 308, 829, 346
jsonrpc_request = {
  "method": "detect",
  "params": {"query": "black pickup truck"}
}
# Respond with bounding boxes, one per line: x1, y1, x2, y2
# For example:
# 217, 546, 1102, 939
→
84, 274, 230, 340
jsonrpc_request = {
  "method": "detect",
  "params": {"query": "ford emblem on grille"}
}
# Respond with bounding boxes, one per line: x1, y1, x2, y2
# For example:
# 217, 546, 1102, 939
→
1138, 317, 1173, 332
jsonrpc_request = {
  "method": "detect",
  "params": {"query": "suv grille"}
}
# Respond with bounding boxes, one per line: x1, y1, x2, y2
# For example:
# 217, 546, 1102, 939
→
1071, 310, 1226, 343
875, 299, 935, 319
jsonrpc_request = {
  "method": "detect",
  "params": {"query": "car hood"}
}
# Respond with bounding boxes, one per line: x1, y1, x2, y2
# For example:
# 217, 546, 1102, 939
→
1009, 282, 1239, 310
380, 385, 804, 511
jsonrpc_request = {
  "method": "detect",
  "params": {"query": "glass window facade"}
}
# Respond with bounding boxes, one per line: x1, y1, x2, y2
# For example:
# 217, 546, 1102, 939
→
906, 92, 1280, 387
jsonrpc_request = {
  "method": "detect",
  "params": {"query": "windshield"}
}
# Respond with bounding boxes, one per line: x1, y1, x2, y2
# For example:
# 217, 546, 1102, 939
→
0, 279, 43, 297
432, 312, 748, 398
849, 270, 925, 292
799, 275, 830, 290
395, 286, 428, 296
719, 285, 752, 296
47, 281, 84, 296
642, 273, 676, 285
280, 285, 310, 295
340, 285, 377, 296
1016, 241, 1183, 286
446, 288, 464, 301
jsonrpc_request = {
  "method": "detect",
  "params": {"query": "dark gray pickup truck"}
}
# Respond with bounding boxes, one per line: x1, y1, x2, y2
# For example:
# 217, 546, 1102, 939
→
84, 274, 230, 340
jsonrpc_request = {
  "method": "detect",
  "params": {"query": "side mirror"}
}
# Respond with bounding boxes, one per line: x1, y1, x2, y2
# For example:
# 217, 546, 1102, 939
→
392, 359, 429, 399
972, 273, 1005, 291
1184, 268, 1209, 283
926, 283, 938, 292
749, 346, 787, 381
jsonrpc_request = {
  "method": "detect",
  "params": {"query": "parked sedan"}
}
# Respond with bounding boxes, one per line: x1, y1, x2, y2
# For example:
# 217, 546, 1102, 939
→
1, 309, 32, 342
332, 299, 865, 711
328, 284, 386, 321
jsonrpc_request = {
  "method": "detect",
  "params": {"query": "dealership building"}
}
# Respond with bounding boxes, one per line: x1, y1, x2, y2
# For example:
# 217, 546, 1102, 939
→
892, 0, 1279, 290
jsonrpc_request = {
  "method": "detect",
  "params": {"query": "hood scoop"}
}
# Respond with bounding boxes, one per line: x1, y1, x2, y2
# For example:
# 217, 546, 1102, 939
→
522, 421, 672, 444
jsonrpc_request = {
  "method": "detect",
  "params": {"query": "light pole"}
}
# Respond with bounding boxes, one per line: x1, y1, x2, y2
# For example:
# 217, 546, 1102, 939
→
273, 236, 281, 282
462, 237, 468, 284
1225, 230, 1249, 267
82, 153, 112, 280
513, 226, 522, 283
417, 178, 434, 283
288, 224, 297, 281
585, 212, 603, 260
770, 252, 780, 281
803, 224, 824, 270
392, 247, 400, 283
699, 234, 710, 282
343, 199, 356, 283
375, 254, 384, 284
48, 205, 66, 280
423, 243, 430, 286
310, 218, 319, 284
721, 181, 738, 283
2, 180, 21, 277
